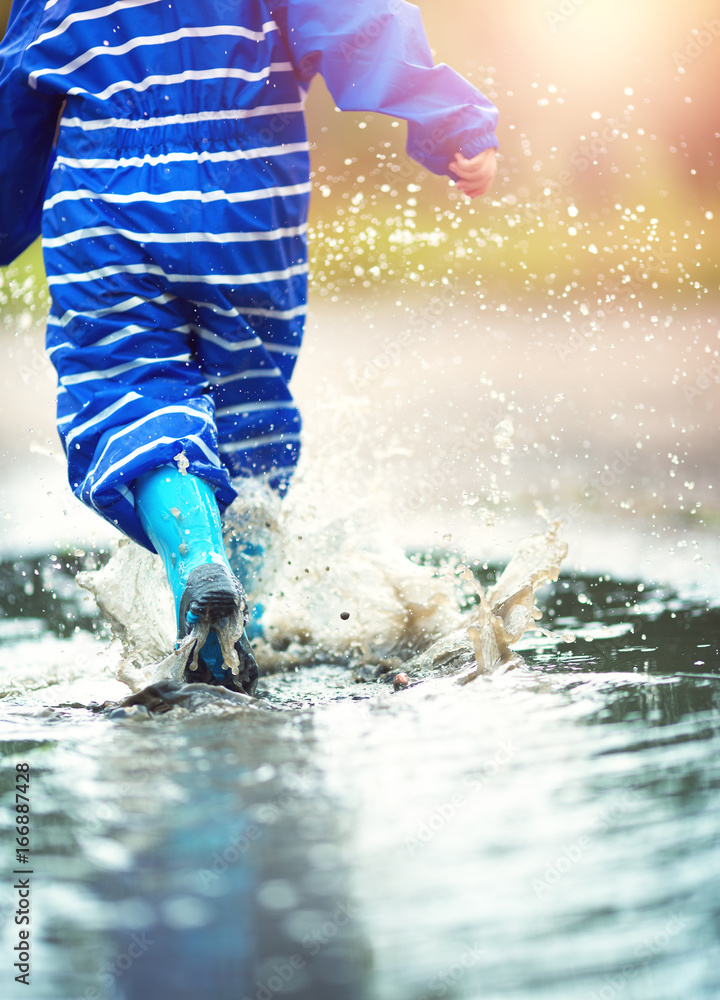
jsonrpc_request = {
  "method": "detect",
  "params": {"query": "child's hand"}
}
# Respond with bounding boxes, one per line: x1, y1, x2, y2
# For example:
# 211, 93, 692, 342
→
449, 148, 497, 199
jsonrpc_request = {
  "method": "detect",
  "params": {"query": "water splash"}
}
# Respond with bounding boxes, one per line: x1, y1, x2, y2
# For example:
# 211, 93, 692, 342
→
461, 518, 570, 679
77, 477, 569, 694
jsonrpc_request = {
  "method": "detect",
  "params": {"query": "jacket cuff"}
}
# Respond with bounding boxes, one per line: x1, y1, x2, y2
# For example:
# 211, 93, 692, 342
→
458, 132, 499, 161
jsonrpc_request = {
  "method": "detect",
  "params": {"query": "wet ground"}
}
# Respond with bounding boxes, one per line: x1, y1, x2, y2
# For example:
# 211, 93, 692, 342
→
1, 294, 719, 999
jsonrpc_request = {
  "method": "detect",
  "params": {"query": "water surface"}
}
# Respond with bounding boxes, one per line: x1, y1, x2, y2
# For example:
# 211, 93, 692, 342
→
1, 544, 718, 1000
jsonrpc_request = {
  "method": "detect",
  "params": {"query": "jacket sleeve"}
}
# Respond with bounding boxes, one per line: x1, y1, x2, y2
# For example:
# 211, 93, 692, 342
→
0, 0, 61, 266
272, 0, 498, 177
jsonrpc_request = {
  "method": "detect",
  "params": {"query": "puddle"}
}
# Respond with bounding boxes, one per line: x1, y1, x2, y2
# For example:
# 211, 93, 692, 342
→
1, 538, 719, 1000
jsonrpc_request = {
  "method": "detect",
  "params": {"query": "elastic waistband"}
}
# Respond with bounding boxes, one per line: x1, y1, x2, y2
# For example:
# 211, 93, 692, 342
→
55, 111, 307, 158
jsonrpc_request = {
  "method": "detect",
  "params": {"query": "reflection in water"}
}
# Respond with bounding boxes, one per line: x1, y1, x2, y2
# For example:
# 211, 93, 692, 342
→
0, 555, 719, 999
1, 707, 370, 1000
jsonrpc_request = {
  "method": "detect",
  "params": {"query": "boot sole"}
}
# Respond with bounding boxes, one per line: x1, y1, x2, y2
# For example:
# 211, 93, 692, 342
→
178, 564, 258, 695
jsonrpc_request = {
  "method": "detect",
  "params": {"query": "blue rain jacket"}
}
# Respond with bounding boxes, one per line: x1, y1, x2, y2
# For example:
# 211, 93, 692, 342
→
0, 0, 498, 264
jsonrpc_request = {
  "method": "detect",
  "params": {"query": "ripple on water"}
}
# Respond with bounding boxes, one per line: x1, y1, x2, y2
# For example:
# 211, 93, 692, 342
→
0, 547, 718, 1000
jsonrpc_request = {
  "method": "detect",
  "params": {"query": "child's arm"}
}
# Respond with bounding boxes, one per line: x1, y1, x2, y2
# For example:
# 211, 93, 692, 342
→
0, 0, 62, 266
273, 0, 498, 185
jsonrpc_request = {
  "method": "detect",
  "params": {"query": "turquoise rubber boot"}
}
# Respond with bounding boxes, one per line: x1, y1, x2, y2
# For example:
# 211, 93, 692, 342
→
135, 465, 258, 693
222, 478, 282, 641
225, 535, 266, 640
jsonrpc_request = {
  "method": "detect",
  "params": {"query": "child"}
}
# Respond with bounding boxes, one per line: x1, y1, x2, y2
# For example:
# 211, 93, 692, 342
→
0, 0, 498, 694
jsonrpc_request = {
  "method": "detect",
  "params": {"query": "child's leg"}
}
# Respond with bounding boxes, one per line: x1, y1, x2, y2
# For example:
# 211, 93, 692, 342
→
187, 284, 307, 637
44, 266, 257, 691
43, 146, 308, 688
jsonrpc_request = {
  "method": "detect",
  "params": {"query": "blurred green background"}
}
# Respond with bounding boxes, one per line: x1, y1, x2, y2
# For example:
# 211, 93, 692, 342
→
1, 0, 718, 303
